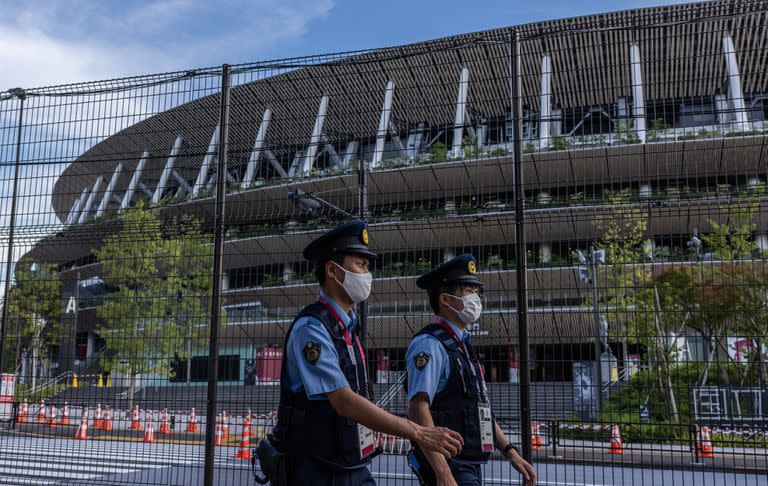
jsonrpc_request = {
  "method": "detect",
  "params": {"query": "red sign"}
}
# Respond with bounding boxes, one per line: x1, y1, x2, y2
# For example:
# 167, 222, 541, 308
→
255, 348, 283, 382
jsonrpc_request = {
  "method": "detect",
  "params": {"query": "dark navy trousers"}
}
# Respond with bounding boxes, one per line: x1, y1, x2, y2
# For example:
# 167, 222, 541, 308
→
449, 459, 482, 486
285, 456, 376, 486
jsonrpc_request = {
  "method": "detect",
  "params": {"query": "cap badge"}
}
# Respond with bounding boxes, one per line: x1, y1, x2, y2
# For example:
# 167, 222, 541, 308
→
361, 228, 369, 245
468, 260, 477, 275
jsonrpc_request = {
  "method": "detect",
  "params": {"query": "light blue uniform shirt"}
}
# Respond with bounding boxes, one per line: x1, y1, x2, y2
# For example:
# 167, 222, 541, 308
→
406, 318, 471, 403
284, 291, 357, 400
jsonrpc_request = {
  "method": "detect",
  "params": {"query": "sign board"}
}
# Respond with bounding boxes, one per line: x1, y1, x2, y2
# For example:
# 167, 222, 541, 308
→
692, 386, 767, 424
0, 374, 15, 420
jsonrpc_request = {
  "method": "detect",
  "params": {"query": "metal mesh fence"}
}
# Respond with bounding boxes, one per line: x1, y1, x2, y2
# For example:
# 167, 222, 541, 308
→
1, 1, 768, 485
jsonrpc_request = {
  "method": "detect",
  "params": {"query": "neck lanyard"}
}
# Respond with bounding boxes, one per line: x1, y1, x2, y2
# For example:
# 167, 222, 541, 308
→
318, 295, 367, 373
436, 317, 488, 401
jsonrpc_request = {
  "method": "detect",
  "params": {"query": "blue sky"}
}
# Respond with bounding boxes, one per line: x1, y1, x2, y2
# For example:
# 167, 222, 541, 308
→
0, 0, 696, 90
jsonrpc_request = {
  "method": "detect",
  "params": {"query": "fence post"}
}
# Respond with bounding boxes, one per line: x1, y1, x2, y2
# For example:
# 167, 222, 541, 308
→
0, 91, 25, 377
203, 65, 232, 486
358, 146, 369, 348
509, 30, 532, 462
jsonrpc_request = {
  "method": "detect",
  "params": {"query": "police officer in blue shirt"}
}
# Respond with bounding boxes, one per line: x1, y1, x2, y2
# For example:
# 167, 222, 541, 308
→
270, 220, 464, 486
406, 254, 536, 486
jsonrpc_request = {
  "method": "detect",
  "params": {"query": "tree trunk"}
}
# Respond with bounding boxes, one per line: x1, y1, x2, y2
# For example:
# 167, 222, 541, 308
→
30, 346, 37, 391
128, 371, 137, 412
653, 285, 679, 424
699, 337, 718, 386
756, 336, 767, 387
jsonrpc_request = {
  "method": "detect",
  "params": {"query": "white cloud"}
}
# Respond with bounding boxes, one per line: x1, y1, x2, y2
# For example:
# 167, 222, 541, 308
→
0, 0, 335, 90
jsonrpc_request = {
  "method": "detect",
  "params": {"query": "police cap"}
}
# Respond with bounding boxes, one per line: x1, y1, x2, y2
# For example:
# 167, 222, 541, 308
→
416, 254, 483, 290
303, 219, 377, 262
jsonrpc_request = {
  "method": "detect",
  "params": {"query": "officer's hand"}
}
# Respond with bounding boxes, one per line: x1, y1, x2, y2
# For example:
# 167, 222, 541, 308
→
413, 425, 463, 459
509, 449, 536, 486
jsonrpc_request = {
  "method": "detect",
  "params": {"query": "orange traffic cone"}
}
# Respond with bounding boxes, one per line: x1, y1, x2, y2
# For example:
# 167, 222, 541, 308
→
129, 405, 143, 430
234, 418, 252, 460
144, 420, 156, 443
47, 405, 59, 428
93, 403, 103, 429
246, 409, 254, 436
16, 399, 27, 424
531, 421, 543, 450
102, 406, 113, 431
60, 403, 70, 426
186, 408, 200, 433
214, 416, 224, 446
697, 426, 715, 458
221, 412, 229, 440
37, 401, 47, 423
608, 424, 623, 454
158, 409, 171, 434
74, 408, 89, 440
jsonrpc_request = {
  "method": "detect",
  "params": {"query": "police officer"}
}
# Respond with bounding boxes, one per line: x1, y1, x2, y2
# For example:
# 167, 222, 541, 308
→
406, 254, 536, 486
270, 220, 464, 486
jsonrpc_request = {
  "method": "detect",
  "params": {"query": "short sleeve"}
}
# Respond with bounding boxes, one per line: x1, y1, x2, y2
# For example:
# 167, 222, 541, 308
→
406, 335, 449, 403
286, 317, 350, 399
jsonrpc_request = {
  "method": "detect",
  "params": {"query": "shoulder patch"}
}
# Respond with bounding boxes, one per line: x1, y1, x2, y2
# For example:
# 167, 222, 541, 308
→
413, 351, 430, 370
303, 341, 321, 365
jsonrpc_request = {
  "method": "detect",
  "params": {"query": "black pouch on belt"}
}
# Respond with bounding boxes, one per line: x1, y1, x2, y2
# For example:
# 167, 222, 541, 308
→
407, 448, 437, 486
253, 435, 287, 485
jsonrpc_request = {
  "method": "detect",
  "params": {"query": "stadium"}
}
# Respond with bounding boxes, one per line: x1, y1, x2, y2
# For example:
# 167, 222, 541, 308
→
18, 0, 768, 418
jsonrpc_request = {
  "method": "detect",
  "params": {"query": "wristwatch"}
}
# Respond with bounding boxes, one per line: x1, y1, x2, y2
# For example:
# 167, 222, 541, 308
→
501, 443, 518, 459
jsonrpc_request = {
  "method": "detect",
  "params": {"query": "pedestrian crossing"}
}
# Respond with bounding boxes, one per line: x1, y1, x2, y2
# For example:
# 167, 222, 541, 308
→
0, 438, 249, 485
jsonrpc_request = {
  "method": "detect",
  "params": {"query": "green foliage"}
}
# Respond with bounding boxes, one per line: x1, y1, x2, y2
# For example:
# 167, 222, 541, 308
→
549, 136, 569, 151
485, 255, 504, 268
429, 141, 447, 163
261, 274, 284, 287
462, 135, 480, 159
4, 260, 62, 375
615, 122, 641, 144
491, 147, 507, 157
95, 204, 215, 404
702, 201, 757, 260
523, 143, 535, 154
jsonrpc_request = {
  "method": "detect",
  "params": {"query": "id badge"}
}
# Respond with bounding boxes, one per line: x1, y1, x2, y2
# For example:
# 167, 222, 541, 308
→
478, 405, 494, 452
358, 423, 376, 459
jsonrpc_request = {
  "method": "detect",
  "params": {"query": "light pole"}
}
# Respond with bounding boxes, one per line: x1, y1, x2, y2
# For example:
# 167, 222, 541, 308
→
577, 246, 605, 420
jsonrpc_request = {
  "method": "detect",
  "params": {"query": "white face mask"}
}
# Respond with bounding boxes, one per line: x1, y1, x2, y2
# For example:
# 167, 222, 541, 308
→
445, 293, 483, 325
332, 262, 373, 304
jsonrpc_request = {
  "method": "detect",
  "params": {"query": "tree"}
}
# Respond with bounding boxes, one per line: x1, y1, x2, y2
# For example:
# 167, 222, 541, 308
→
630, 267, 700, 424
701, 200, 757, 261
7, 259, 62, 390
697, 200, 762, 385
95, 204, 214, 409
593, 189, 652, 355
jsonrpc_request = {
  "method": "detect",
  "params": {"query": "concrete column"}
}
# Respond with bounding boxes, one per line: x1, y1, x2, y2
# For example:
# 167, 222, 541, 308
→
241, 108, 273, 188
451, 67, 470, 158
630, 43, 647, 142
152, 136, 182, 205
65, 188, 89, 225
643, 239, 655, 259
723, 35, 750, 131
539, 243, 552, 263
372, 81, 395, 168
282, 264, 296, 284
78, 176, 104, 224
639, 184, 652, 198
301, 96, 329, 175
539, 55, 552, 149
193, 126, 220, 197
755, 233, 768, 253
95, 163, 122, 218
120, 151, 149, 210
